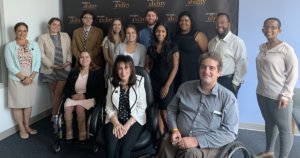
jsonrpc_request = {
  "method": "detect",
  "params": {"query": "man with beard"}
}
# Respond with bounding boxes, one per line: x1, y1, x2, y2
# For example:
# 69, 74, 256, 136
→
208, 12, 248, 97
138, 8, 158, 49
156, 53, 239, 158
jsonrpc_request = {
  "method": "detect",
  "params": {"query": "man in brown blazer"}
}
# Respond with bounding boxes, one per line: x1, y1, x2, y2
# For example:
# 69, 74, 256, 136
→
71, 10, 104, 68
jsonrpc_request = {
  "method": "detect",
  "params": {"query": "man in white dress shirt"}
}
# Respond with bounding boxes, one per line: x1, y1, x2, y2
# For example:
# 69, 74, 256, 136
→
208, 12, 248, 97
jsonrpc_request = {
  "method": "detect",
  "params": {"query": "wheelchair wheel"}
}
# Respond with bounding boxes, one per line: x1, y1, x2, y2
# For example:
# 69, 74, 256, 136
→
218, 141, 250, 158
53, 139, 63, 153
93, 144, 99, 153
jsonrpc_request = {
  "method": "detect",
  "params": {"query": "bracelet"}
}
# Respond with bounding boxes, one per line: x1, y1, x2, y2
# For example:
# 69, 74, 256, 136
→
171, 128, 179, 133
21, 76, 27, 82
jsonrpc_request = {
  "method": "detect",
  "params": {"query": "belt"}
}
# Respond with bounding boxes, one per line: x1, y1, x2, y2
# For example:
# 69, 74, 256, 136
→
219, 74, 233, 79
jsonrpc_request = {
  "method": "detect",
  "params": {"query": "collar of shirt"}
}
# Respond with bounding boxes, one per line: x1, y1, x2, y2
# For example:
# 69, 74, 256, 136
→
216, 31, 233, 43
84, 26, 91, 32
196, 82, 219, 97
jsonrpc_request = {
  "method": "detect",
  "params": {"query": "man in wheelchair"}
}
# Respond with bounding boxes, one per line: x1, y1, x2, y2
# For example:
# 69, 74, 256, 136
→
157, 53, 239, 158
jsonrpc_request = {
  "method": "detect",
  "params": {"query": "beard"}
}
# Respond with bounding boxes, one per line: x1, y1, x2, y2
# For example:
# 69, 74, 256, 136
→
216, 28, 229, 39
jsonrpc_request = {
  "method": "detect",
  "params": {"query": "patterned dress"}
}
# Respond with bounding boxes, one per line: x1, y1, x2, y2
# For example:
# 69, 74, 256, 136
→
8, 45, 37, 108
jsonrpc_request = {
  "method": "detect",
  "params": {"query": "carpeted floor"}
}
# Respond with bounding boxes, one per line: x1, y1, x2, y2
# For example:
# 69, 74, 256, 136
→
0, 116, 299, 158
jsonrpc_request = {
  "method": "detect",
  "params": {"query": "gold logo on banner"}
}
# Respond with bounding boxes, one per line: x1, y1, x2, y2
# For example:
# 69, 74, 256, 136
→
112, 0, 130, 9
147, 0, 166, 8
205, 13, 217, 22
97, 16, 114, 24
68, 16, 81, 24
185, 0, 207, 6
129, 15, 145, 24
81, 2, 97, 10
165, 14, 177, 23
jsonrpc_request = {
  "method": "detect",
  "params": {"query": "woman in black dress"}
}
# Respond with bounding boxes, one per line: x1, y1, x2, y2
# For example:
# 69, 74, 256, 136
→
146, 22, 179, 136
174, 11, 208, 89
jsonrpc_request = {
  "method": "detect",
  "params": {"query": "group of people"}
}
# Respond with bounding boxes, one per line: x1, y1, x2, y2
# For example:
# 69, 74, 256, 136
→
3, 7, 298, 158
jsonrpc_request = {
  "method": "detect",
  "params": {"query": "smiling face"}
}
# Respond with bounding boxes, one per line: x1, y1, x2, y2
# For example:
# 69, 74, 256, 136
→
145, 11, 158, 26
262, 19, 281, 40
155, 25, 167, 43
49, 20, 61, 34
79, 51, 91, 68
112, 19, 122, 34
199, 58, 221, 86
15, 25, 28, 40
179, 15, 192, 33
125, 26, 137, 42
215, 15, 230, 38
117, 62, 131, 83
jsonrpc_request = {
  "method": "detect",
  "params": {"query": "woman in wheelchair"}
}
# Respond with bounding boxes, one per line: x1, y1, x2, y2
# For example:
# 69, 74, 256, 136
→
63, 51, 105, 142
104, 55, 147, 158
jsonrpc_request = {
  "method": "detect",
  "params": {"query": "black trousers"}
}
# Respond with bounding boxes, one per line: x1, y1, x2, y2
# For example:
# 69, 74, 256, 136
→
104, 122, 143, 158
217, 74, 240, 98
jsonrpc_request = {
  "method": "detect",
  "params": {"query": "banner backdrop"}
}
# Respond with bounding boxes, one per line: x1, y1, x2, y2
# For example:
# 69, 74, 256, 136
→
62, 0, 239, 40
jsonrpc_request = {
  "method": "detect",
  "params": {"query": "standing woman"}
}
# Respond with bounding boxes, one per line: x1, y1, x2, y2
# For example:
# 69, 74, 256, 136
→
102, 18, 125, 86
115, 25, 146, 67
104, 55, 147, 158
4, 22, 41, 139
174, 11, 208, 89
145, 22, 179, 136
63, 51, 105, 142
254, 18, 298, 158
38, 17, 72, 120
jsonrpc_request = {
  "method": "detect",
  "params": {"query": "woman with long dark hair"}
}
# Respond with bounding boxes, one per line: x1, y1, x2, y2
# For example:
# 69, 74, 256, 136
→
104, 55, 147, 158
146, 22, 179, 136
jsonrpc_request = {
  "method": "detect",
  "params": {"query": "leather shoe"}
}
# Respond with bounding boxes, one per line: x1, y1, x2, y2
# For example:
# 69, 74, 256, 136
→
19, 132, 29, 139
27, 129, 38, 135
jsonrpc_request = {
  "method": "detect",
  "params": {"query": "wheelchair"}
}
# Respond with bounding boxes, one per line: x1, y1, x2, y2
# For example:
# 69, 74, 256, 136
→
217, 140, 251, 158
93, 66, 159, 157
52, 97, 104, 153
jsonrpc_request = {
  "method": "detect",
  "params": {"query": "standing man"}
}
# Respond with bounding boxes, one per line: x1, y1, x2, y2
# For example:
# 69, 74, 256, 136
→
208, 12, 247, 97
138, 8, 158, 49
71, 10, 104, 68
157, 53, 239, 158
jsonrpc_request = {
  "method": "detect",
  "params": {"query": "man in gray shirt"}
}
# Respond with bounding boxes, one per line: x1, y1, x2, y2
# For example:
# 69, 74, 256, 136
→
157, 53, 239, 158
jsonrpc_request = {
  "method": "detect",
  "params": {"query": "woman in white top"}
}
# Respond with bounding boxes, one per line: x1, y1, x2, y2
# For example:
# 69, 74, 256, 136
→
115, 25, 146, 67
104, 55, 147, 158
253, 17, 298, 158
102, 18, 125, 86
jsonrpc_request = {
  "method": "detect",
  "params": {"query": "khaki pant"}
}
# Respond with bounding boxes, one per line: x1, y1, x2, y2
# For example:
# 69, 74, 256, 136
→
157, 133, 220, 158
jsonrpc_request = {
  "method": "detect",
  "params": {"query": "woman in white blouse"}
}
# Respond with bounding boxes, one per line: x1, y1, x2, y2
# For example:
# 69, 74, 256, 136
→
102, 18, 125, 86
253, 17, 298, 158
104, 55, 147, 158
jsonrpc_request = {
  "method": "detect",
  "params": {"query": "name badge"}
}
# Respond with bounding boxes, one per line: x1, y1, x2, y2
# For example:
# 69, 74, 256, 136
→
213, 110, 222, 116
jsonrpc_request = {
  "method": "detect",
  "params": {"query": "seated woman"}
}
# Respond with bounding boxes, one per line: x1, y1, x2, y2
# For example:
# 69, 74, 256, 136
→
104, 55, 147, 158
63, 51, 105, 142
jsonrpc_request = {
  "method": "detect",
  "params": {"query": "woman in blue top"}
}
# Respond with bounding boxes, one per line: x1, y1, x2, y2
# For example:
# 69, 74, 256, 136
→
4, 22, 41, 139
145, 22, 179, 136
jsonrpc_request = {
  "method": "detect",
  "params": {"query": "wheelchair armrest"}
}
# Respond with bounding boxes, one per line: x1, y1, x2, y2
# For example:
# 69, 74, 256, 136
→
146, 103, 159, 142
89, 100, 105, 135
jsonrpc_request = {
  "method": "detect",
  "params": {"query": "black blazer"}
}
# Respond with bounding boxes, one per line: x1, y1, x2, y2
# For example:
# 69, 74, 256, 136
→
64, 68, 105, 104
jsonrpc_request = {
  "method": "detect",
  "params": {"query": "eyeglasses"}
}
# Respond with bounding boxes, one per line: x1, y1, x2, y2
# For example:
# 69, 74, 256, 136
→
263, 26, 279, 30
